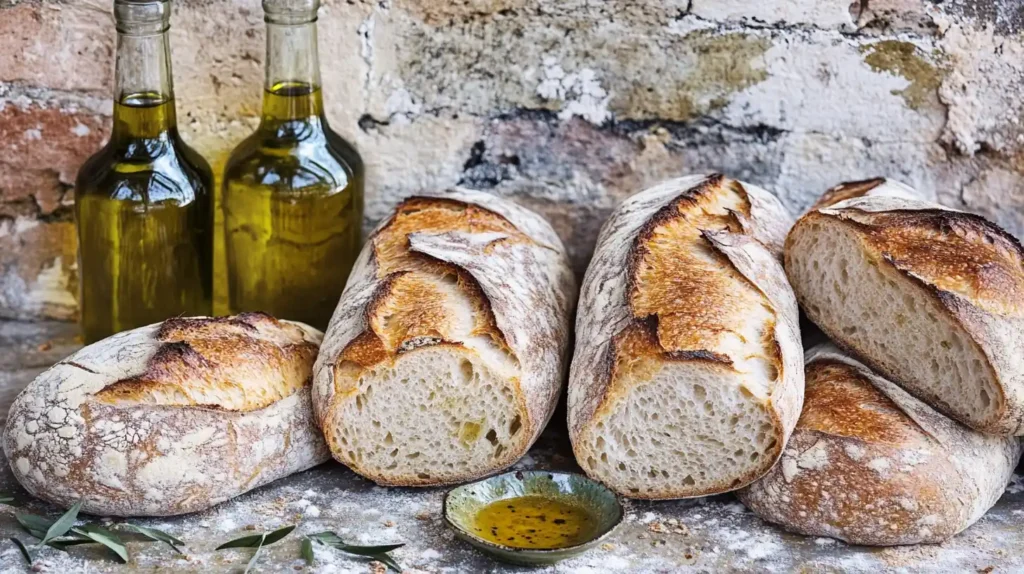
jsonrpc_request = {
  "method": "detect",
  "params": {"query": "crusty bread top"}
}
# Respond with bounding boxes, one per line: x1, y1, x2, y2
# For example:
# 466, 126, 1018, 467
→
315, 188, 576, 434
802, 344, 1018, 453
569, 174, 798, 436
810, 178, 921, 211
60, 313, 323, 412
336, 197, 528, 371
812, 197, 1024, 318
798, 358, 931, 447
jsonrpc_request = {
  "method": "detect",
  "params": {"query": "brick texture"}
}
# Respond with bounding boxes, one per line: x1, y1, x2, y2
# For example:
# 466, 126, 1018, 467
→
2, 0, 1023, 319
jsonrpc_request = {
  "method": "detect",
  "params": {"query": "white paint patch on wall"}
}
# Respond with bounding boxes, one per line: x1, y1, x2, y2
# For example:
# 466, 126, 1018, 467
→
535, 57, 612, 125
690, 0, 855, 29
723, 32, 944, 141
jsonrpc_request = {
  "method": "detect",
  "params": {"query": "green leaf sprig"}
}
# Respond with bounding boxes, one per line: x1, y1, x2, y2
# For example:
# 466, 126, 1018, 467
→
121, 523, 185, 554
304, 531, 404, 572
216, 525, 295, 574
9, 501, 184, 565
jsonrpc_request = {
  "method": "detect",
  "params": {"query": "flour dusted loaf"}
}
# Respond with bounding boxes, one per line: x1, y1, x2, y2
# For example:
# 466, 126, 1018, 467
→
786, 178, 1024, 435
568, 174, 803, 499
313, 188, 576, 486
739, 345, 1022, 545
3, 313, 330, 516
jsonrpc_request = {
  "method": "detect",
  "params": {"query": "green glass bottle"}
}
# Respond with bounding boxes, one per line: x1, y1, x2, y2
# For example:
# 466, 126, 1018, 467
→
74, 0, 213, 343
222, 0, 364, 330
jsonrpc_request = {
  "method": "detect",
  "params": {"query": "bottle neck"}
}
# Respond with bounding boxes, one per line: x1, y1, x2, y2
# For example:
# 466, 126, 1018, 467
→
262, 18, 323, 124
112, 29, 176, 140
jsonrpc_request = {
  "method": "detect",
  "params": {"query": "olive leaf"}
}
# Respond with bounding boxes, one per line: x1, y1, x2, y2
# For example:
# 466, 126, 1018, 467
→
15, 512, 51, 539
372, 553, 403, 573
10, 538, 32, 564
301, 538, 314, 565
306, 531, 404, 555
40, 501, 83, 547
120, 524, 184, 554
15, 501, 84, 549
305, 531, 404, 572
72, 524, 129, 563
46, 537, 95, 550
306, 531, 344, 546
0, 494, 14, 504
216, 525, 295, 574
216, 525, 295, 549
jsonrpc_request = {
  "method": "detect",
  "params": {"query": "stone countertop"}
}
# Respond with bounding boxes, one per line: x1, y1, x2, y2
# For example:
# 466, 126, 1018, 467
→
0, 321, 1022, 573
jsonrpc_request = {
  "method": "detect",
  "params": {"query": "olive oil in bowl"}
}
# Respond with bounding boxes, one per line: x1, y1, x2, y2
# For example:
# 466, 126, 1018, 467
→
471, 495, 599, 549
445, 471, 623, 565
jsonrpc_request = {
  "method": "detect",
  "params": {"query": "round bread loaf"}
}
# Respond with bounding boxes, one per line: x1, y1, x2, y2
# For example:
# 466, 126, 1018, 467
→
3, 313, 330, 516
568, 174, 803, 499
313, 188, 576, 486
739, 345, 1022, 545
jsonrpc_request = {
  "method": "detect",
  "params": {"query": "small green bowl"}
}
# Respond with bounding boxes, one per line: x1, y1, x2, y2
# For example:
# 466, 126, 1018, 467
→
443, 470, 623, 566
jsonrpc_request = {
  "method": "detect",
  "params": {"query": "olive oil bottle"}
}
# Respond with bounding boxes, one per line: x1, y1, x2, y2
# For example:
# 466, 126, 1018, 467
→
75, 0, 213, 344
222, 0, 364, 330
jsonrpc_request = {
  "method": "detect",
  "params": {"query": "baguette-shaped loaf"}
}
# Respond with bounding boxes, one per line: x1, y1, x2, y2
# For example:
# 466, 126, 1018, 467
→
739, 345, 1022, 545
568, 174, 803, 499
313, 189, 576, 486
3, 313, 330, 516
786, 178, 1024, 434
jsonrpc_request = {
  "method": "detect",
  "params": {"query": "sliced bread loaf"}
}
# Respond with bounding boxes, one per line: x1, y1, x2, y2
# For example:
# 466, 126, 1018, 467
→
3, 313, 330, 516
786, 178, 1024, 435
739, 345, 1022, 545
568, 174, 803, 499
313, 189, 576, 486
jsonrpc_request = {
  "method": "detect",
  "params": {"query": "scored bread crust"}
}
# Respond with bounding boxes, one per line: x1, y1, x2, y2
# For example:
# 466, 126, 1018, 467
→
739, 345, 1022, 545
786, 180, 1024, 435
3, 313, 330, 516
810, 177, 924, 211
567, 174, 803, 499
313, 188, 576, 486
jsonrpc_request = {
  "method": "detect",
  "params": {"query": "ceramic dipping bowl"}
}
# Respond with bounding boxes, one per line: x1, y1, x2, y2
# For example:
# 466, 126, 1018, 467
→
443, 470, 623, 566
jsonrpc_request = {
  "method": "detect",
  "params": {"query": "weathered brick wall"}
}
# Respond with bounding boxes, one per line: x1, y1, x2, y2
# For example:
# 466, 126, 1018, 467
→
2, 0, 1023, 320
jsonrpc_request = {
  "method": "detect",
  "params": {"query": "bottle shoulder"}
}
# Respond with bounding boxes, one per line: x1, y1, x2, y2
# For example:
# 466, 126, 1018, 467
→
223, 123, 364, 194
75, 137, 213, 204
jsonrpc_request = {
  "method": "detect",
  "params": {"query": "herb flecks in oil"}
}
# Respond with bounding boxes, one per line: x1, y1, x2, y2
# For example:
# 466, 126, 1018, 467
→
471, 496, 598, 549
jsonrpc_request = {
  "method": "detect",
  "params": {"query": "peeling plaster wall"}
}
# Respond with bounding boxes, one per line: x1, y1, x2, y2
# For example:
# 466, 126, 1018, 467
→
1, 0, 1023, 319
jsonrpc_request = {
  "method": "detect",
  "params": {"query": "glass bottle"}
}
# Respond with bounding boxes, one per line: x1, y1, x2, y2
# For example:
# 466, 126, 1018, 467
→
222, 0, 365, 330
74, 0, 214, 343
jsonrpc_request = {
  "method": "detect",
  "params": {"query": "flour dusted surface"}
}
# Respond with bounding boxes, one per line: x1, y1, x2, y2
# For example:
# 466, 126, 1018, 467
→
2, 423, 1023, 573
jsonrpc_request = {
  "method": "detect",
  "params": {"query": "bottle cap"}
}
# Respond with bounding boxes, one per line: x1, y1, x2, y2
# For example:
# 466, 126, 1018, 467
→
114, 0, 171, 35
263, 0, 320, 24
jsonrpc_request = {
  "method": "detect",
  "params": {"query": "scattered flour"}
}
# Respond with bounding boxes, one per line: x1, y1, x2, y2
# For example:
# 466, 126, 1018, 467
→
420, 548, 441, 561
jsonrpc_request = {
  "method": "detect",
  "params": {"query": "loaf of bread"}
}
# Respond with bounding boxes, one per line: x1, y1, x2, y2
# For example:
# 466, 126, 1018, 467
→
3, 313, 330, 516
567, 174, 803, 499
739, 345, 1022, 545
313, 188, 576, 486
786, 178, 1024, 435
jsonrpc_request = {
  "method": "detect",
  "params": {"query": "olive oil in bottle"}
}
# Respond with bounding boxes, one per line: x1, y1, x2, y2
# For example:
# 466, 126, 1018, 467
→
75, 0, 213, 344
222, 0, 364, 330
